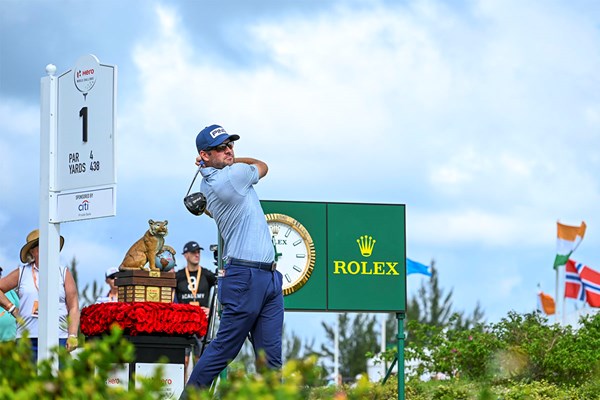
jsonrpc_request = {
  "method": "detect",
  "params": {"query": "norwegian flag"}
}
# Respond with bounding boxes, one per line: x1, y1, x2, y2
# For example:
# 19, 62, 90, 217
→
565, 259, 600, 307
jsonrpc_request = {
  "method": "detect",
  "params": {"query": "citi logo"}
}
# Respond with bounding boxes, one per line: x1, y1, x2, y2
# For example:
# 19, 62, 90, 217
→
78, 200, 90, 211
357, 235, 376, 257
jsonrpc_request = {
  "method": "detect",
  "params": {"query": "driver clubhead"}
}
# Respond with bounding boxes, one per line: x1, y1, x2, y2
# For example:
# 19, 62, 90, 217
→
184, 192, 207, 216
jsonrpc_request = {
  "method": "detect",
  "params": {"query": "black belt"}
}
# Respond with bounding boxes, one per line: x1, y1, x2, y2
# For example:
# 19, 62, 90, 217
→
227, 257, 277, 271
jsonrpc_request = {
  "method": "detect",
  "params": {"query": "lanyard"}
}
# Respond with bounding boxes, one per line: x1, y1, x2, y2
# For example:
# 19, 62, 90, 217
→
32, 265, 39, 292
184, 266, 202, 299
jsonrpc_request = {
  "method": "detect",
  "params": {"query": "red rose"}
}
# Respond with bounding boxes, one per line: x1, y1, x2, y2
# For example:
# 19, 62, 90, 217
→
81, 302, 208, 337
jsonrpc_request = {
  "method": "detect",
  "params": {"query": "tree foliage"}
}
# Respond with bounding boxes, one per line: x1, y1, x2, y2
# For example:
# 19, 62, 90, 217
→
405, 311, 600, 385
407, 260, 485, 331
232, 323, 317, 374
70, 256, 104, 307
319, 313, 379, 381
0, 327, 165, 399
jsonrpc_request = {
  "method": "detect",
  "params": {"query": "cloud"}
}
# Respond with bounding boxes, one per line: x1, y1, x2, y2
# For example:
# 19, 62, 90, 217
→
0, 98, 40, 214
2, 0, 600, 330
408, 208, 550, 247
60, 234, 125, 289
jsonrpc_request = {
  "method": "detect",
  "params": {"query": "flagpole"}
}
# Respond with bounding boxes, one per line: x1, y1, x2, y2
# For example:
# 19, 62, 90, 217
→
334, 316, 339, 386
555, 267, 559, 324
381, 313, 386, 379
561, 266, 566, 325
554, 220, 587, 325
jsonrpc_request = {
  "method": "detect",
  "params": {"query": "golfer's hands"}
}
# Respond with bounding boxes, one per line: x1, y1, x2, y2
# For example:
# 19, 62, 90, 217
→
12, 308, 25, 327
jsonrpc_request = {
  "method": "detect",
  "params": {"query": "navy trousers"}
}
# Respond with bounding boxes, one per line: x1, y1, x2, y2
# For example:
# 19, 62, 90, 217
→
185, 263, 284, 389
20, 337, 68, 365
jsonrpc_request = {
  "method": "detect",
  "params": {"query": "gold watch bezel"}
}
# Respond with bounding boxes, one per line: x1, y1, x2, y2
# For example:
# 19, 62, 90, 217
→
266, 213, 315, 295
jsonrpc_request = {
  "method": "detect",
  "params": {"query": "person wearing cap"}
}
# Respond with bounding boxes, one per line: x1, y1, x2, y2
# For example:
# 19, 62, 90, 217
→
175, 241, 217, 373
182, 124, 283, 393
96, 267, 119, 303
0, 267, 19, 341
175, 241, 217, 315
0, 229, 80, 358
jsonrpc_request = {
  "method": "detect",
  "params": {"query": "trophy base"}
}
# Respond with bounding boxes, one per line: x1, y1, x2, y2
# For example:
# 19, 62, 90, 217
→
115, 270, 176, 303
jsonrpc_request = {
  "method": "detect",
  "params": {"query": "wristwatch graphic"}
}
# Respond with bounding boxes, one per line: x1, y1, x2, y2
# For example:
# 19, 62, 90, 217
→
266, 213, 315, 295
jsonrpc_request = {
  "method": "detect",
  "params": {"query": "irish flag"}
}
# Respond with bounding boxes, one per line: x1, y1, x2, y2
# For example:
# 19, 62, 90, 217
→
553, 221, 586, 269
538, 291, 556, 315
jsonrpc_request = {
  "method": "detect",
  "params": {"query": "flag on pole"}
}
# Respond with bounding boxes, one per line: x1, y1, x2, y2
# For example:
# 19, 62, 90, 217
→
406, 258, 431, 276
537, 291, 555, 315
565, 260, 585, 301
553, 221, 586, 269
565, 259, 600, 307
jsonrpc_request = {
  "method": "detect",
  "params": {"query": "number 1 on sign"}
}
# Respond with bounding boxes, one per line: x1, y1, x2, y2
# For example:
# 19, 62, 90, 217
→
79, 106, 88, 142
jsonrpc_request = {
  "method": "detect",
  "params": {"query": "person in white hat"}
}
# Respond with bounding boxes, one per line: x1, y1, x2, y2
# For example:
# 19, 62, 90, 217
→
0, 229, 80, 359
96, 267, 120, 303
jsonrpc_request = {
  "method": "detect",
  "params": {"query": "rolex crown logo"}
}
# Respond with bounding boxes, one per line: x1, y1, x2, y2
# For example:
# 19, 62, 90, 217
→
357, 235, 376, 257
270, 224, 280, 236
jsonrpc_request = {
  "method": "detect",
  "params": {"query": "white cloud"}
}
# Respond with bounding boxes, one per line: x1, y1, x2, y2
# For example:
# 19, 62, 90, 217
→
3, 0, 600, 328
0, 99, 38, 137
408, 208, 550, 247
112, 2, 600, 254
0, 98, 39, 205
496, 274, 522, 298
60, 236, 124, 290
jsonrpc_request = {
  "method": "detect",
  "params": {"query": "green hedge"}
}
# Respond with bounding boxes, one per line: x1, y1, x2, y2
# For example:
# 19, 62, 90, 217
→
405, 311, 600, 386
2, 312, 600, 399
0, 328, 164, 399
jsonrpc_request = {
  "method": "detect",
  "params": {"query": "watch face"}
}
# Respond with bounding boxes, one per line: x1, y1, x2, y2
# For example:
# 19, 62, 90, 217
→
266, 213, 315, 295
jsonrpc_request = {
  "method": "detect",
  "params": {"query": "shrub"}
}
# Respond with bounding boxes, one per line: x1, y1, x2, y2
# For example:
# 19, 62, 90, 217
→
406, 311, 600, 386
542, 313, 600, 384
0, 327, 165, 399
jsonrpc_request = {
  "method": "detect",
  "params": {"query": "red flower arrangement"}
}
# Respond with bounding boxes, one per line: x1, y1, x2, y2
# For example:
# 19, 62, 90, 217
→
81, 302, 208, 337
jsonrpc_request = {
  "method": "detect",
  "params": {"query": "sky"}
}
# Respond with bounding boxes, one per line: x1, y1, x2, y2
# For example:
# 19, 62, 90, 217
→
2, 0, 600, 347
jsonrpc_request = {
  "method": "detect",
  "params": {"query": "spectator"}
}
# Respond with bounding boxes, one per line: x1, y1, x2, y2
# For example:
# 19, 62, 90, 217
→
175, 241, 217, 371
0, 267, 19, 341
96, 267, 119, 303
0, 229, 80, 359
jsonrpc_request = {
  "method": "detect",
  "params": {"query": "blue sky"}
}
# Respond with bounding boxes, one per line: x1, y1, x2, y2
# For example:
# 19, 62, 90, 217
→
2, 0, 600, 343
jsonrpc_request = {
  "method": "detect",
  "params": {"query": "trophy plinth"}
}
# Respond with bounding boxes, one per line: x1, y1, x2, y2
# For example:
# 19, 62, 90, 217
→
115, 270, 176, 303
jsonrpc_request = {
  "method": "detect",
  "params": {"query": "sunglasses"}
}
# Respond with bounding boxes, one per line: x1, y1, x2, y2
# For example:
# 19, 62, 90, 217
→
208, 141, 234, 152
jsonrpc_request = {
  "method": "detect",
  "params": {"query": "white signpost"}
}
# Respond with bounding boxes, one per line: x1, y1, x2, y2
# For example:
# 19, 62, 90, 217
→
135, 363, 185, 399
53, 54, 117, 222
39, 54, 117, 366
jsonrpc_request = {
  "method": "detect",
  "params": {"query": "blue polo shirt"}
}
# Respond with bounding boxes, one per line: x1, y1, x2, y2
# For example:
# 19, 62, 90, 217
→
200, 163, 274, 263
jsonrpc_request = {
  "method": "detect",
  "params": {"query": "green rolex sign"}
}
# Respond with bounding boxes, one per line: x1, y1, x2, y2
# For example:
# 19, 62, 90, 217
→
261, 201, 406, 312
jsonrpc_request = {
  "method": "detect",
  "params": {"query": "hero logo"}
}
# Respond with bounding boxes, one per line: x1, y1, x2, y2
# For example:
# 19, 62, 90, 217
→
78, 199, 90, 211
76, 68, 94, 78
73, 54, 99, 93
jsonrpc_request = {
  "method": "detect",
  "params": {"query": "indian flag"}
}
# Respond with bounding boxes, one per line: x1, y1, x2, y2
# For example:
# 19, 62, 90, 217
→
553, 221, 586, 269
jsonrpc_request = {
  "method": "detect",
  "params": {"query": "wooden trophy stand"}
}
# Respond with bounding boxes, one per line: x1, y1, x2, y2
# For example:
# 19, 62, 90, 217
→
115, 270, 176, 303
